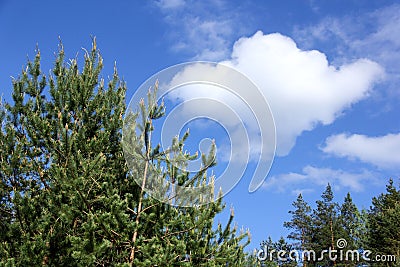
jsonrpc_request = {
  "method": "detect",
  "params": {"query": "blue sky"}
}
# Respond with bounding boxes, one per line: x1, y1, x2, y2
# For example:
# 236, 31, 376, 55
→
1, 0, 399, 251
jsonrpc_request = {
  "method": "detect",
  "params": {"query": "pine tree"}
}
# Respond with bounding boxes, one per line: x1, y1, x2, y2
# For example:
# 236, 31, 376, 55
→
367, 179, 400, 267
258, 236, 277, 267
273, 237, 297, 267
258, 236, 297, 267
339, 193, 363, 247
339, 192, 364, 266
283, 193, 312, 267
311, 184, 341, 267
0, 40, 249, 266
242, 250, 263, 267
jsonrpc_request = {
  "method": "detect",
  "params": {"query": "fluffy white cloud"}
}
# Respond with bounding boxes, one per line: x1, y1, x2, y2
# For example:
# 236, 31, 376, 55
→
322, 133, 400, 170
222, 31, 384, 156
262, 165, 377, 194
164, 31, 384, 160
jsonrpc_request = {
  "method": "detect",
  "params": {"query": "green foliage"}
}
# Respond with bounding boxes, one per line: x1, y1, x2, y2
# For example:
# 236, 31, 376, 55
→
367, 179, 400, 267
310, 184, 343, 266
338, 192, 366, 266
339, 193, 363, 248
283, 194, 312, 267
279, 183, 400, 267
283, 194, 312, 251
257, 236, 297, 267
0, 40, 249, 266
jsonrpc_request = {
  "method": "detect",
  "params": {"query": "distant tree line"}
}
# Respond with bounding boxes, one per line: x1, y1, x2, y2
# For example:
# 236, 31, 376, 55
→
252, 181, 400, 267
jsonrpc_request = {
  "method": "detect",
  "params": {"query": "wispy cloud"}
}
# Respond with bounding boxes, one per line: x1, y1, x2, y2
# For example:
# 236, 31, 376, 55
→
154, 0, 248, 61
262, 165, 378, 194
171, 18, 233, 60
294, 4, 400, 97
155, 0, 185, 10
322, 133, 400, 170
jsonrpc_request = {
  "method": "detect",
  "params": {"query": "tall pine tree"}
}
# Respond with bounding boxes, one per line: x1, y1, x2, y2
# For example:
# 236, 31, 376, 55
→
339, 192, 364, 266
283, 193, 312, 267
339, 193, 363, 248
311, 184, 341, 267
367, 179, 400, 267
0, 40, 249, 266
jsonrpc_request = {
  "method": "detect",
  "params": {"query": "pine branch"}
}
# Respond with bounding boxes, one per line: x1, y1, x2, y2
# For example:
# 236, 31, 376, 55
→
129, 117, 152, 265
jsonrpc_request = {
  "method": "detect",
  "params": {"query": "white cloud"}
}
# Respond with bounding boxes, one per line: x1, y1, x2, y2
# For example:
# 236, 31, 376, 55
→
223, 31, 384, 156
174, 18, 233, 60
262, 165, 377, 194
154, 0, 248, 61
156, 0, 185, 10
322, 133, 400, 170
163, 31, 384, 160
294, 4, 400, 97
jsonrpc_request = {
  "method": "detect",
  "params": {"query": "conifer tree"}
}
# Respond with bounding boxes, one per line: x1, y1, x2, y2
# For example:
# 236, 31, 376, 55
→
339, 193, 363, 249
258, 236, 276, 267
258, 236, 297, 267
339, 192, 365, 266
273, 237, 297, 267
367, 179, 400, 266
242, 250, 262, 267
0, 40, 249, 266
311, 184, 341, 266
283, 193, 312, 267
